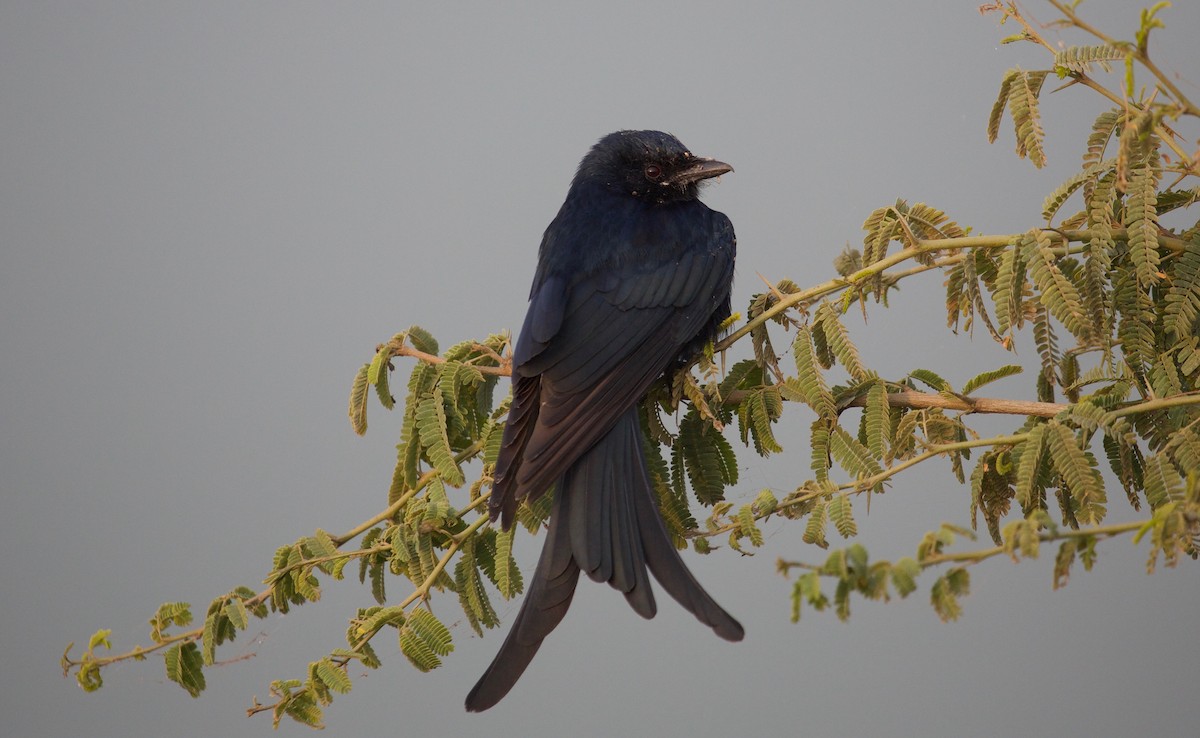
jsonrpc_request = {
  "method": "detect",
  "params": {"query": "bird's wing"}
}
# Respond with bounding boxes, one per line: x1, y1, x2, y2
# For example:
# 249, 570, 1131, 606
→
491, 214, 734, 522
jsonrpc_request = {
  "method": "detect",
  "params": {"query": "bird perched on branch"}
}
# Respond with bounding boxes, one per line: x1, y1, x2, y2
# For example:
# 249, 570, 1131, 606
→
465, 130, 742, 712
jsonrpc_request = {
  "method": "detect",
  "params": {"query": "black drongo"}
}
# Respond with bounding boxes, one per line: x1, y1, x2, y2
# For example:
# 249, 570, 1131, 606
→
465, 130, 742, 711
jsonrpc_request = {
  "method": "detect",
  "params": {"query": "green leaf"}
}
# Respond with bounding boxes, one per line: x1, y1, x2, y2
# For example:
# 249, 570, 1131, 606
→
1143, 452, 1184, 510
815, 303, 868, 381
1054, 44, 1125, 75
313, 658, 352, 695
1165, 235, 1200, 339
962, 364, 1023, 395
367, 345, 396, 411
679, 408, 738, 505
735, 504, 764, 549
1006, 68, 1050, 168
349, 363, 370, 435
791, 571, 829, 622
164, 642, 206, 698
399, 609, 454, 673
414, 393, 465, 486
1022, 230, 1092, 342
738, 386, 783, 455
788, 326, 837, 417
454, 538, 498, 637
930, 568, 970, 622
993, 236, 1027, 335
810, 419, 831, 482
406, 325, 438, 355
149, 602, 193, 642
828, 494, 857, 539
1015, 423, 1047, 513
890, 557, 920, 598
1124, 146, 1162, 291
829, 426, 884, 487
1044, 421, 1107, 525
908, 368, 952, 393
803, 499, 828, 549
863, 381, 890, 461
987, 69, 1017, 144
1042, 157, 1117, 223
492, 527, 522, 599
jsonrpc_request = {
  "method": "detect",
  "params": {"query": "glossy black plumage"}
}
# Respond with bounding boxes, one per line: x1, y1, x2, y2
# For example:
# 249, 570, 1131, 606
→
465, 130, 742, 712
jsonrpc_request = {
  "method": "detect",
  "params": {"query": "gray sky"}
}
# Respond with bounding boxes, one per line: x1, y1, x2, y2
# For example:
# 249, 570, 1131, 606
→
3, 2, 1197, 737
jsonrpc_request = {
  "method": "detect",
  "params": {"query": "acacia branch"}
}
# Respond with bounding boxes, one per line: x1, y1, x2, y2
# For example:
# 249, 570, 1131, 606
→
776, 518, 1146, 574
714, 227, 1185, 357
842, 389, 1066, 418
915, 519, 1144, 567
692, 434, 1030, 540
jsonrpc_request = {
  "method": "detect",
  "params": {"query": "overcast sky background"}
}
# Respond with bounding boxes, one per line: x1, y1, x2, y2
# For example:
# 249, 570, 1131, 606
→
3, 2, 1198, 737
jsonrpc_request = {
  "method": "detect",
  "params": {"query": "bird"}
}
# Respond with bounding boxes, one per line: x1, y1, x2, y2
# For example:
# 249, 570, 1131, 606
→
465, 130, 743, 712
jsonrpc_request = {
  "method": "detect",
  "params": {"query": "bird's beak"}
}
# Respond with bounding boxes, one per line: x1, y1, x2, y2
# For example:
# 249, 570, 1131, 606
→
665, 157, 733, 186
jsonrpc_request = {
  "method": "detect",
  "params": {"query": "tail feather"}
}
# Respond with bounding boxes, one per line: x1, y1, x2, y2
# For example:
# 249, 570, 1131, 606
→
465, 496, 579, 713
464, 408, 742, 712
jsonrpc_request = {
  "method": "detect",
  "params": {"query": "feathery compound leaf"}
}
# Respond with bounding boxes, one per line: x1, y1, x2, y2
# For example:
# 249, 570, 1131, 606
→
789, 326, 837, 417
399, 608, 454, 673
642, 430, 694, 546
908, 368, 952, 393
491, 527, 522, 599
930, 568, 970, 622
803, 499, 829, 548
988, 69, 1019, 144
1125, 146, 1162, 290
149, 602, 193, 642
970, 450, 1016, 545
405, 325, 438, 355
1006, 68, 1051, 168
1114, 268, 1158, 373
815, 303, 868, 381
992, 236, 1027, 336
1118, 107, 1157, 187
1044, 421, 1107, 525
1054, 44, 1125, 74
829, 426, 883, 489
679, 409, 738, 505
828, 494, 858, 539
349, 363, 370, 436
810, 420, 832, 483
1165, 427, 1200, 476
862, 203, 901, 271
1085, 109, 1124, 169
164, 642, 205, 698
1015, 423, 1048, 512
313, 658, 352, 695
1157, 187, 1200, 216
890, 557, 921, 598
1143, 452, 1184, 510
905, 202, 966, 241
414, 393, 465, 486
717, 358, 765, 401
455, 540, 498, 637
863, 381, 890, 461
1085, 170, 1118, 340
962, 364, 1023, 395
1165, 235, 1200, 338
734, 504, 764, 549
738, 386, 783, 456
1022, 230, 1093, 343
1042, 157, 1117, 223
369, 348, 396, 411
398, 628, 441, 672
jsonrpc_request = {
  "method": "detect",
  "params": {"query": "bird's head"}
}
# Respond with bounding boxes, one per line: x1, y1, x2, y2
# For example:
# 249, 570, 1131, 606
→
573, 130, 732, 205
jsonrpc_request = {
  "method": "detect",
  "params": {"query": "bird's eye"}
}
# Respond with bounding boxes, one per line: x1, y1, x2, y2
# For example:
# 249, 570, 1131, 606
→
644, 164, 663, 181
